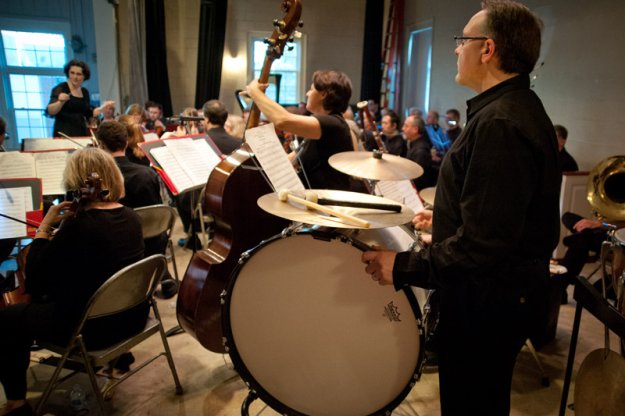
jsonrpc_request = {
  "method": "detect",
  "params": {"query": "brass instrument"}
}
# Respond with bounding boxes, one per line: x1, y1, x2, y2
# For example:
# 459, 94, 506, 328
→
587, 155, 625, 221
587, 155, 625, 355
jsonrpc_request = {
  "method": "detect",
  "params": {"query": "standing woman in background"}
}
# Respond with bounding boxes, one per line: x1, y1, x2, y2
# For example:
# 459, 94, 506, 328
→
46, 59, 114, 137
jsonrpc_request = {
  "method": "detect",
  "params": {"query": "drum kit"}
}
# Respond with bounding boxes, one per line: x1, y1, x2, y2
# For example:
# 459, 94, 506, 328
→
220, 151, 432, 415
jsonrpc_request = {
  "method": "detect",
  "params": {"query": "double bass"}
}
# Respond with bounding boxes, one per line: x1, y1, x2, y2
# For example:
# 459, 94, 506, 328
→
177, 0, 302, 353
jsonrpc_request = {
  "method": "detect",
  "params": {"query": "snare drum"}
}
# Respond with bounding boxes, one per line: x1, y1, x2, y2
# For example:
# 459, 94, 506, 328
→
222, 229, 424, 415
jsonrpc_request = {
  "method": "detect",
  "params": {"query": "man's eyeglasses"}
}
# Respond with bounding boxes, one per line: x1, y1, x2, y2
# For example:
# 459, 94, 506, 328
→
454, 36, 488, 47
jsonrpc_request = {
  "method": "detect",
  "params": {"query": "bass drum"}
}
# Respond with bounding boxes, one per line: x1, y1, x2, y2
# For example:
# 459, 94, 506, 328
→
344, 225, 430, 315
222, 229, 424, 416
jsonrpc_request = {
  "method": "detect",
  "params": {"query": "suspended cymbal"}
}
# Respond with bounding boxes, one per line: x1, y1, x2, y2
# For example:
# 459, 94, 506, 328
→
574, 349, 625, 416
257, 189, 415, 229
419, 187, 436, 207
329, 151, 424, 181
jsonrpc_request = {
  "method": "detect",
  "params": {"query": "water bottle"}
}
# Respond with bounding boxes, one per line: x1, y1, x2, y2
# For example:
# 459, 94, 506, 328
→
69, 384, 87, 412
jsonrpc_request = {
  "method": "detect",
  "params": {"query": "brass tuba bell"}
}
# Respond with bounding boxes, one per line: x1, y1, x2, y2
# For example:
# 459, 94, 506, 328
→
587, 155, 625, 221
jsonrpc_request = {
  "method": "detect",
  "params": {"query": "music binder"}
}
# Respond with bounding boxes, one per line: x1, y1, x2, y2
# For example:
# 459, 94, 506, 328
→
0, 150, 72, 195
140, 134, 224, 195
0, 178, 44, 238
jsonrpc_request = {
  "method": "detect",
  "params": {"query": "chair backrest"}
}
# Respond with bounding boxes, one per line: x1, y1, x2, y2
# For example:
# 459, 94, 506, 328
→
134, 205, 176, 239
82, 255, 167, 321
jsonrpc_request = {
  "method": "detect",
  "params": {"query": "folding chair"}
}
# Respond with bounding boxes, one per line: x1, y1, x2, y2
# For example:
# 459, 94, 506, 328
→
134, 205, 180, 283
35, 255, 183, 415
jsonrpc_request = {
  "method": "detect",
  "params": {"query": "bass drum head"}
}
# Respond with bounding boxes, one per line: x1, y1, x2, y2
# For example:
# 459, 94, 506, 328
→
223, 232, 422, 416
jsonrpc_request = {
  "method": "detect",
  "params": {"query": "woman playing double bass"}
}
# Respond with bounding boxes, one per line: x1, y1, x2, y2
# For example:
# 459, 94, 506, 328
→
0, 148, 146, 415
245, 69, 354, 190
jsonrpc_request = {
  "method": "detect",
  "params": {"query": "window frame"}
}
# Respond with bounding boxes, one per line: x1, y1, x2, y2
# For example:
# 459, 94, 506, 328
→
247, 30, 306, 107
0, 17, 71, 147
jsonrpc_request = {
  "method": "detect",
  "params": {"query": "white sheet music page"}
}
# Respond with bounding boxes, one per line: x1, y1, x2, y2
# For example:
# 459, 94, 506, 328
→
0, 152, 36, 179
164, 138, 221, 187
33, 151, 71, 195
376, 180, 424, 213
244, 123, 305, 192
150, 146, 194, 193
0, 187, 29, 238
22, 138, 90, 151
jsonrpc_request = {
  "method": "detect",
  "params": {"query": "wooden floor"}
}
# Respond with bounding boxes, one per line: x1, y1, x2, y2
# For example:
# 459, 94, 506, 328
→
1, 219, 620, 416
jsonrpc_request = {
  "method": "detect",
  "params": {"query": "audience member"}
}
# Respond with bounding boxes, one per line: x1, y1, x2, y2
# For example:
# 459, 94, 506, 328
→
445, 108, 463, 143
425, 110, 451, 159
403, 115, 435, 190
554, 124, 579, 172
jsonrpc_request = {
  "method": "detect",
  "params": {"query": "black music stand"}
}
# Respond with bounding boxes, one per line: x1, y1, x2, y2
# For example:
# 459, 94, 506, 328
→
559, 275, 625, 415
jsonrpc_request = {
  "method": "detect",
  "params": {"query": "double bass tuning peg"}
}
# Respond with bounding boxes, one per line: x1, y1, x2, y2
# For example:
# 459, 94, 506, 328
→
273, 19, 285, 31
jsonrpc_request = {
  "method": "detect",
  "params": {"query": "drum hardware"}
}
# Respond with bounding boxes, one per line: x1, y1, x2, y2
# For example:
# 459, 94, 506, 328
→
329, 151, 424, 181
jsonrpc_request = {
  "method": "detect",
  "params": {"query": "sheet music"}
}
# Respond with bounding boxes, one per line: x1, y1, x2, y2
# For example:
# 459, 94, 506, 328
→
150, 146, 194, 193
0, 187, 29, 238
164, 138, 221, 186
23, 138, 90, 151
244, 123, 305, 192
376, 180, 424, 213
143, 132, 160, 142
33, 151, 71, 195
0, 152, 36, 178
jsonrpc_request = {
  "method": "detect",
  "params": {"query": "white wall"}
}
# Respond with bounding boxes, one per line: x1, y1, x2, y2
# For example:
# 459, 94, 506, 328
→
403, 0, 625, 171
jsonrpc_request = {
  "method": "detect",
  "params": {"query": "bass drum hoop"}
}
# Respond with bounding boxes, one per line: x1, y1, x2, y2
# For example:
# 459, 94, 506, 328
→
222, 229, 424, 416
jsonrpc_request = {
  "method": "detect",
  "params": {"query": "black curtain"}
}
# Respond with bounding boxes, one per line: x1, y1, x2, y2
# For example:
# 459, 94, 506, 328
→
195, 0, 228, 109
145, 0, 173, 116
360, 0, 384, 103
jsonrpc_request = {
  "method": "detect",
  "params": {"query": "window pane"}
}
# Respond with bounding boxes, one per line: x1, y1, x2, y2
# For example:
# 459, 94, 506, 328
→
1, 30, 65, 68
9, 74, 26, 91
252, 37, 302, 104
13, 92, 27, 108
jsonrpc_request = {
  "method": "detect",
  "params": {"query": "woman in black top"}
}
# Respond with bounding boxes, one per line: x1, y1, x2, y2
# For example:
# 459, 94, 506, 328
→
46, 59, 114, 137
0, 148, 145, 415
245, 70, 354, 190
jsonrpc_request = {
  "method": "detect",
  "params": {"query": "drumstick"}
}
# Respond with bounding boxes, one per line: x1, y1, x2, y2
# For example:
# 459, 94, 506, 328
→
305, 191, 401, 212
278, 190, 370, 228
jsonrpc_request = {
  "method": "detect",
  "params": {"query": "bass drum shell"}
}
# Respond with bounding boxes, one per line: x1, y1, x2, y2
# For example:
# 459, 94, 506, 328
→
222, 230, 423, 416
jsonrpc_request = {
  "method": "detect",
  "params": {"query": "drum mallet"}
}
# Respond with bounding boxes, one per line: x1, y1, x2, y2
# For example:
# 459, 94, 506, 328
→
304, 191, 402, 212
278, 190, 370, 228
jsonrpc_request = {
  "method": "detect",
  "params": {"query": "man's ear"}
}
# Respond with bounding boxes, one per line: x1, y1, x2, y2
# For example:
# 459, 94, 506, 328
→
482, 39, 496, 62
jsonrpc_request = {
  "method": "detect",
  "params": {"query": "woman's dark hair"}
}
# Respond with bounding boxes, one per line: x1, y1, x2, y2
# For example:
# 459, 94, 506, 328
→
312, 70, 352, 114
63, 59, 91, 80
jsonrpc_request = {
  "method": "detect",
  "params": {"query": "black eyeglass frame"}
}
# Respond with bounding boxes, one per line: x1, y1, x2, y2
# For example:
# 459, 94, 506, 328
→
454, 36, 489, 47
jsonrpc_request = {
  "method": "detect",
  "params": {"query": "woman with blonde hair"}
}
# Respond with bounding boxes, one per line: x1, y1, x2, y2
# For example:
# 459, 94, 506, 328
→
0, 148, 146, 415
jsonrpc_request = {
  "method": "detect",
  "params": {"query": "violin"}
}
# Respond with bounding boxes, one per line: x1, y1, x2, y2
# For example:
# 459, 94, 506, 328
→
357, 100, 387, 152
177, 0, 302, 353
0, 173, 106, 310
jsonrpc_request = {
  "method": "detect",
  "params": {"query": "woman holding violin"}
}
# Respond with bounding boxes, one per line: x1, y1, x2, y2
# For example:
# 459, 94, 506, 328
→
0, 148, 146, 416
245, 69, 354, 191
46, 59, 114, 137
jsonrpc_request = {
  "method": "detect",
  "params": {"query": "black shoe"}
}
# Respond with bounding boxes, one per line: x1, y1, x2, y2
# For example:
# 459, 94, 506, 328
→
184, 235, 203, 251
156, 278, 178, 299
112, 352, 135, 373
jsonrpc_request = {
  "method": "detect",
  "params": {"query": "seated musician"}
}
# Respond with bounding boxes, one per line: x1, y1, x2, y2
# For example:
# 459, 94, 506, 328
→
96, 121, 177, 298
245, 70, 354, 190
0, 148, 146, 415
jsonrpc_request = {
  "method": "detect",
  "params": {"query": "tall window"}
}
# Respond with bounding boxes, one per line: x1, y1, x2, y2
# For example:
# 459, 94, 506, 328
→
249, 33, 305, 106
402, 26, 432, 118
0, 19, 69, 145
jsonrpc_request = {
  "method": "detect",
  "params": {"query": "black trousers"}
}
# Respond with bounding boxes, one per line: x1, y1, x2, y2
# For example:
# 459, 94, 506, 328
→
436, 264, 547, 415
561, 212, 606, 279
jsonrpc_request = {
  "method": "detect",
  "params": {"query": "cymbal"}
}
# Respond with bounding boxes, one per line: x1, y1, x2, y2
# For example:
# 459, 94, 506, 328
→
258, 189, 415, 229
329, 151, 424, 181
574, 349, 625, 416
419, 187, 436, 207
